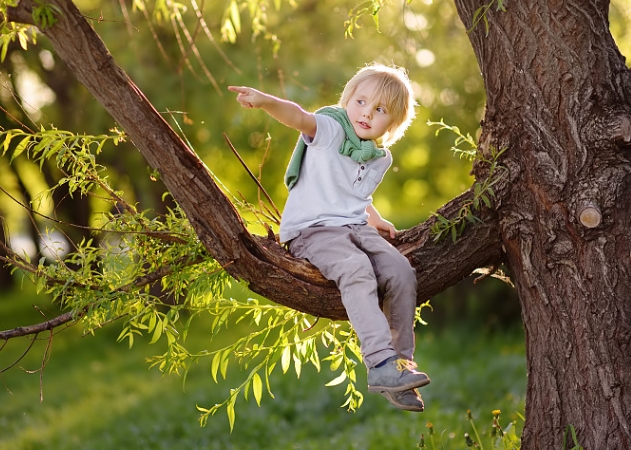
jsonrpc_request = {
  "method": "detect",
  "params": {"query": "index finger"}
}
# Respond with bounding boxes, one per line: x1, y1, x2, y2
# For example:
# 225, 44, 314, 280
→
228, 86, 245, 94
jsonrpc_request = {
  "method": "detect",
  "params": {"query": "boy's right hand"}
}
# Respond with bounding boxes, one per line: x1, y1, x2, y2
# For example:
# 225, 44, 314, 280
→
227, 86, 317, 138
228, 86, 264, 109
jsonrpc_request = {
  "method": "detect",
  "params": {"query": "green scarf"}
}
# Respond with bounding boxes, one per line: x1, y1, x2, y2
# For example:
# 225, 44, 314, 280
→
284, 105, 387, 190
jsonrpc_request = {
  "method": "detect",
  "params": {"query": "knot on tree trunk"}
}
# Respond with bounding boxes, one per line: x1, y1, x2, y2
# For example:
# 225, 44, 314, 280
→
577, 202, 602, 228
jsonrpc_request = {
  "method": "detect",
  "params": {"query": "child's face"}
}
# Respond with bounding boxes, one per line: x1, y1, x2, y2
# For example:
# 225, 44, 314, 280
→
345, 79, 397, 143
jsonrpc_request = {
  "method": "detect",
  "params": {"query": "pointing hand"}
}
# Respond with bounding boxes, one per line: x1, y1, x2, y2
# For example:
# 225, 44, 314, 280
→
228, 86, 265, 109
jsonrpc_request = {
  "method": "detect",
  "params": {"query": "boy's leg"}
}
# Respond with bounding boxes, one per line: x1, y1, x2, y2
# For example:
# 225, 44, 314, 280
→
350, 225, 429, 400
352, 225, 418, 360
290, 225, 429, 398
289, 226, 397, 368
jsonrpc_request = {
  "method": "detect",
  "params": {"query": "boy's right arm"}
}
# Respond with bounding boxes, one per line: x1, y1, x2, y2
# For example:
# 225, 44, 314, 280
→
228, 86, 317, 138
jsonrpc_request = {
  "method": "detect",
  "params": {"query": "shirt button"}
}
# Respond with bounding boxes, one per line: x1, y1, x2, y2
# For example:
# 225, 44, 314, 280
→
360, 165, 365, 170
357, 177, 362, 181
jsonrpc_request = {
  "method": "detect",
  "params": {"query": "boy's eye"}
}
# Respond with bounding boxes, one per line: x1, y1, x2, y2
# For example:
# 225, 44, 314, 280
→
376, 106, 386, 113
357, 99, 366, 105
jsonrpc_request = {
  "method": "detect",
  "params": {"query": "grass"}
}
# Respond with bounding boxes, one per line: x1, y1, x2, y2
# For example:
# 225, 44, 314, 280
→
0, 286, 526, 450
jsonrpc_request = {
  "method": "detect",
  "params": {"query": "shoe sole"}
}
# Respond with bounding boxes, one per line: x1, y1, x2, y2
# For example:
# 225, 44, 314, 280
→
380, 391, 425, 412
367, 375, 431, 393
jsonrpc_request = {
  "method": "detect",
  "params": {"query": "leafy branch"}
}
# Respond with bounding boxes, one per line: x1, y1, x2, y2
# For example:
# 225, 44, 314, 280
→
194, 299, 431, 431
468, 0, 507, 36
193, 303, 364, 430
0, 20, 35, 62
344, 0, 385, 39
2, 126, 133, 212
427, 120, 508, 243
562, 425, 585, 450
31, 0, 61, 28
220, 0, 283, 55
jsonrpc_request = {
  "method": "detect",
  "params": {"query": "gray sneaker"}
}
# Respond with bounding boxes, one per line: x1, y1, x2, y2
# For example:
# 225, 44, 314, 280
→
367, 356, 430, 393
381, 388, 425, 412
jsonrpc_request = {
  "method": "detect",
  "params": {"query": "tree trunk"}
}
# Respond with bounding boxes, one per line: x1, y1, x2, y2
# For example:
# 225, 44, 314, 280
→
455, 0, 631, 448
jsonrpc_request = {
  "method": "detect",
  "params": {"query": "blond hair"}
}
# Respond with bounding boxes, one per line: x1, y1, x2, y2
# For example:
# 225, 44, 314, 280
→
339, 63, 416, 146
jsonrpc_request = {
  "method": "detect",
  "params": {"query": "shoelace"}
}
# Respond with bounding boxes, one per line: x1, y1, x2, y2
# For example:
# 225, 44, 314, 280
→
394, 358, 418, 373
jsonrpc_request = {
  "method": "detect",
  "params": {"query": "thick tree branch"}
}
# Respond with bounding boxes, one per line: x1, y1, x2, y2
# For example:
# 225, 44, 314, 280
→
0, 312, 75, 341
7, 0, 504, 322
395, 189, 503, 299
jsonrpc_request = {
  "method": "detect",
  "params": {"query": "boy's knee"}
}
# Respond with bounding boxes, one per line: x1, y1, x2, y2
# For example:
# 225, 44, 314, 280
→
383, 262, 417, 293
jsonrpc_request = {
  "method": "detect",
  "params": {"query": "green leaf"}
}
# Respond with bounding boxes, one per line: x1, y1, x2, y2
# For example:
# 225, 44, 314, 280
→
293, 353, 302, 378
471, 5, 485, 29
309, 348, 321, 372
329, 353, 343, 371
229, 0, 241, 33
221, 18, 236, 43
435, 214, 450, 225
220, 349, 230, 379
148, 312, 157, 332
264, 364, 275, 399
2, 131, 13, 155
149, 316, 163, 344
11, 135, 31, 162
325, 370, 347, 387
1, 38, 9, 62
252, 373, 262, 406
281, 345, 291, 374
227, 398, 236, 432
211, 351, 221, 382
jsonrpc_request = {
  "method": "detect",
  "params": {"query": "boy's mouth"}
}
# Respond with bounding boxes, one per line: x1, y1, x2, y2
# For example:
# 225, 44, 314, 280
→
357, 121, 370, 129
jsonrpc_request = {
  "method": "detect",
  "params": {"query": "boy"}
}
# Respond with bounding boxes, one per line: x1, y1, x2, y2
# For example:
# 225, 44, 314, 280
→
228, 63, 430, 412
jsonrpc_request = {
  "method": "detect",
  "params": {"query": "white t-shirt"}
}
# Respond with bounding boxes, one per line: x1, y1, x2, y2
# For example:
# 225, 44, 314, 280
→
279, 114, 392, 243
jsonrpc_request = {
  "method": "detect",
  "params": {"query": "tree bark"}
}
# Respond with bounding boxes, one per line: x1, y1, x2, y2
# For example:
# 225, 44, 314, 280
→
5, 0, 502, 323
455, 0, 631, 448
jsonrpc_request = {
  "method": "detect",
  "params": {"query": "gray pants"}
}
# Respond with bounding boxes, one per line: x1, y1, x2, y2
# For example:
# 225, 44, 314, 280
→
289, 224, 417, 368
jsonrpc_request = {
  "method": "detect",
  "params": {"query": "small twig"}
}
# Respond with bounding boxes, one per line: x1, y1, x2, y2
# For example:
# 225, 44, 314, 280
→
257, 134, 276, 219
236, 191, 270, 228
473, 264, 498, 284
302, 316, 320, 332
36, 307, 54, 402
473, 265, 514, 287
222, 132, 282, 220
1, 332, 39, 373
258, 201, 281, 226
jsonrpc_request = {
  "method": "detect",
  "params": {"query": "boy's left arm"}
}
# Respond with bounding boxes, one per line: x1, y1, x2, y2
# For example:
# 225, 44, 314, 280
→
366, 204, 396, 239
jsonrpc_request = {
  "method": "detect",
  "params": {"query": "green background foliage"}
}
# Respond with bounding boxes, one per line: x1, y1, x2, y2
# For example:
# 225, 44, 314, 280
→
0, 286, 526, 449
